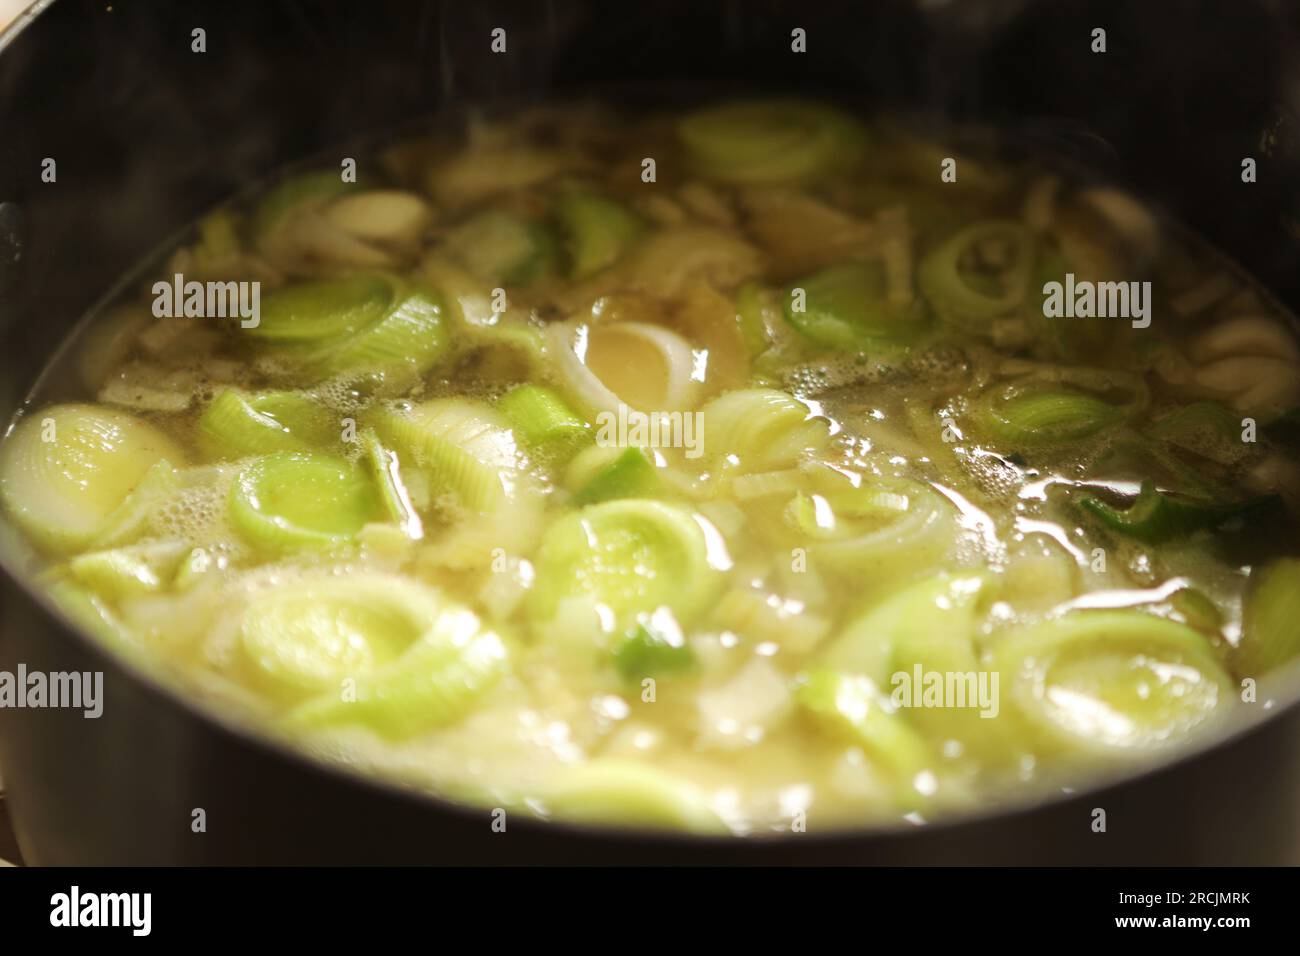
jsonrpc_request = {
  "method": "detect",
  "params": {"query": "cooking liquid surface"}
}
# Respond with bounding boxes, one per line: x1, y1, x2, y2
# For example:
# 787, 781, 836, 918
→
4, 100, 1300, 834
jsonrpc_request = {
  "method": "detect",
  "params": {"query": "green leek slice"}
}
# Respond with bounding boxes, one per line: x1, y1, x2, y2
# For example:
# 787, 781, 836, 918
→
252, 275, 449, 379
796, 668, 933, 783
677, 99, 867, 185
497, 384, 591, 457
0, 404, 186, 554
1237, 558, 1300, 675
571, 447, 662, 506
544, 761, 727, 834
285, 586, 508, 738
977, 384, 1126, 446
784, 262, 926, 348
228, 452, 378, 553
444, 209, 558, 284
361, 429, 423, 540
1079, 481, 1279, 544
612, 619, 696, 681
919, 220, 1036, 334
993, 611, 1233, 757
198, 389, 337, 460
372, 399, 522, 513
527, 499, 724, 633
555, 193, 646, 278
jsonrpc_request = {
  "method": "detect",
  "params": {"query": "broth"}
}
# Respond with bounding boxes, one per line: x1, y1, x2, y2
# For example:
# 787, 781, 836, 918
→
4, 99, 1300, 834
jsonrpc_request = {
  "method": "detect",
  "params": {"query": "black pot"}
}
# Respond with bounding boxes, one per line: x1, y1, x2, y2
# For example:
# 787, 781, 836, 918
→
2, 0, 1300, 865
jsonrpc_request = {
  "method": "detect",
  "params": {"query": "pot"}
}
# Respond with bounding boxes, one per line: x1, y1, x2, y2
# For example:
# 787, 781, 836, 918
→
1, 0, 1299, 864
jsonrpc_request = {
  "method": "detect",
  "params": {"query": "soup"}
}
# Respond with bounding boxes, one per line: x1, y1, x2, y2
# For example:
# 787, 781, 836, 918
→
4, 100, 1300, 834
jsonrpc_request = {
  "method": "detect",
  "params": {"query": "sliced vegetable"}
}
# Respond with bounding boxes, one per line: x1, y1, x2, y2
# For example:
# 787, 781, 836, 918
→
252, 275, 450, 379
977, 384, 1125, 446
677, 99, 867, 185
796, 669, 933, 783
571, 447, 662, 506
527, 499, 724, 633
497, 384, 590, 457
228, 452, 377, 553
612, 619, 696, 681
1237, 558, 1300, 675
700, 388, 831, 475
919, 220, 1036, 335
198, 389, 337, 460
993, 611, 1233, 757
0, 404, 186, 554
547, 320, 700, 418
784, 262, 926, 348
555, 193, 645, 278
1149, 401, 1245, 464
372, 399, 522, 513
280, 579, 509, 737
444, 209, 558, 284
1078, 480, 1279, 544
543, 761, 726, 833
361, 429, 423, 540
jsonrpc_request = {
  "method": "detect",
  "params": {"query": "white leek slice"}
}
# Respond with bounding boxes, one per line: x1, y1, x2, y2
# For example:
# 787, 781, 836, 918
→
993, 611, 1233, 758
700, 388, 832, 475
0, 404, 186, 554
546, 320, 700, 419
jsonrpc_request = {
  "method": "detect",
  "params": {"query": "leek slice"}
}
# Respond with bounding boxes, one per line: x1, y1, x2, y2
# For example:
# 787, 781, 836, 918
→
252, 169, 353, 241
794, 471, 956, 584
68, 541, 188, 600
820, 572, 991, 689
250, 274, 393, 344
497, 384, 590, 457
977, 384, 1125, 446
571, 447, 662, 506
612, 619, 696, 681
240, 575, 431, 699
993, 611, 1233, 757
1078, 481, 1279, 544
677, 99, 867, 185
228, 452, 378, 553
796, 669, 933, 783
1149, 401, 1244, 464
198, 389, 337, 460
784, 262, 926, 348
555, 193, 646, 277
92, 459, 179, 548
287, 591, 508, 738
919, 220, 1036, 334
252, 275, 450, 379
0, 404, 186, 554
546, 320, 700, 418
543, 761, 727, 834
361, 429, 423, 540
1237, 558, 1300, 675
372, 399, 522, 513
527, 499, 724, 633
444, 209, 558, 284
700, 388, 831, 475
